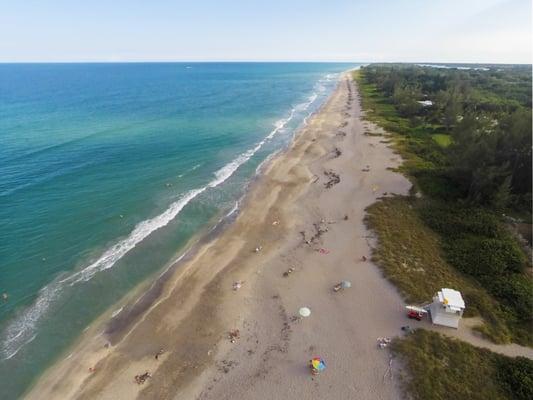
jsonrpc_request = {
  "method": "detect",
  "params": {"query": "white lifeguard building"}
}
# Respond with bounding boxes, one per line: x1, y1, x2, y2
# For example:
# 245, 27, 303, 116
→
429, 288, 465, 329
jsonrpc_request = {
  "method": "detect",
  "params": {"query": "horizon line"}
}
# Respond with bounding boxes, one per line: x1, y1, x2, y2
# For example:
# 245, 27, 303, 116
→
0, 60, 531, 65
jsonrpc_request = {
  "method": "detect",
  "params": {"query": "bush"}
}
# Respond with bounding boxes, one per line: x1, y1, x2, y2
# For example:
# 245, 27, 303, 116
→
413, 170, 464, 200
420, 203, 503, 238
496, 356, 533, 400
490, 275, 533, 322
415, 200, 531, 343
392, 330, 533, 400
446, 236, 526, 278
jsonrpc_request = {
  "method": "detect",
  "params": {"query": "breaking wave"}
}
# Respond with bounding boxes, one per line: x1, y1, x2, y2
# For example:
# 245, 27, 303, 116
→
0, 72, 336, 361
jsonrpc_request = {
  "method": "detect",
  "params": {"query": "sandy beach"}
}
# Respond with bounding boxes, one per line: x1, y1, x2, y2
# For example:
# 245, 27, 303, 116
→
25, 73, 413, 399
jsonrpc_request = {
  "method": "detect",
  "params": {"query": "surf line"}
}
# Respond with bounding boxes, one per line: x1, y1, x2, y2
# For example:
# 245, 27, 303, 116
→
0, 77, 334, 360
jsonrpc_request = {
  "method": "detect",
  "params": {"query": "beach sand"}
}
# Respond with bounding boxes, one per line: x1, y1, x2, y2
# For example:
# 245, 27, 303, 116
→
25, 73, 413, 400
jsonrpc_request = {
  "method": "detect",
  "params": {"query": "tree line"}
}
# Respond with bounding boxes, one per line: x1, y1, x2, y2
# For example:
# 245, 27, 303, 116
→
363, 64, 532, 211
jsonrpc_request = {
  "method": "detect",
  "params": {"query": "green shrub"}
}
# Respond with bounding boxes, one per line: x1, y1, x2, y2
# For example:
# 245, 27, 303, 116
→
496, 356, 533, 400
365, 196, 515, 343
490, 275, 533, 322
420, 203, 503, 238
446, 236, 526, 278
412, 170, 464, 200
393, 330, 533, 400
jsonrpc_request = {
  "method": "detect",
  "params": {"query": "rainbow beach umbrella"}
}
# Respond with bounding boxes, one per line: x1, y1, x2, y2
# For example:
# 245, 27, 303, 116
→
311, 357, 326, 373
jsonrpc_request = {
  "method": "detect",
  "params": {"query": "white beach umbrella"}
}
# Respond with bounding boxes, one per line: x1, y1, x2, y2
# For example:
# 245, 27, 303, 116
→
341, 280, 352, 289
299, 307, 311, 317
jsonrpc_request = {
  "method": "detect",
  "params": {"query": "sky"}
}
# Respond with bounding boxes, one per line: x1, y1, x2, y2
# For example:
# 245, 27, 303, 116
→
0, 0, 531, 63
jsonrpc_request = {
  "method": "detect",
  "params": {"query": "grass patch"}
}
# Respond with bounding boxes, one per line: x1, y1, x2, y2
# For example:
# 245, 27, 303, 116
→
431, 133, 452, 147
366, 196, 512, 343
353, 70, 411, 135
392, 330, 533, 400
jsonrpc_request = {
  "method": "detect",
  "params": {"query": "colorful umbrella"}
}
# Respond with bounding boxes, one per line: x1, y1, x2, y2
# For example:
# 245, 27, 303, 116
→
311, 357, 326, 372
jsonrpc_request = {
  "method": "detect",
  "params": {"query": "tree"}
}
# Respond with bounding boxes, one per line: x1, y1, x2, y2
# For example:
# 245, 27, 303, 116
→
393, 83, 422, 117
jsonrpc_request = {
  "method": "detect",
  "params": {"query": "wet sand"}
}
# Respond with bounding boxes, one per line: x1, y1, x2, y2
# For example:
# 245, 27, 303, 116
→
25, 73, 413, 399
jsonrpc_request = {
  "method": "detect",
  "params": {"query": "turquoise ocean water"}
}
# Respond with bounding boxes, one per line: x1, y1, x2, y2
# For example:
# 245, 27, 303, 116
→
0, 62, 357, 398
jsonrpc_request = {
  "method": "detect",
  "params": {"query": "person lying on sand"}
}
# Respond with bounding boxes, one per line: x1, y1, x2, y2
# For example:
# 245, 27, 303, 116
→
282, 267, 295, 277
228, 329, 240, 343
134, 371, 152, 384
155, 348, 164, 360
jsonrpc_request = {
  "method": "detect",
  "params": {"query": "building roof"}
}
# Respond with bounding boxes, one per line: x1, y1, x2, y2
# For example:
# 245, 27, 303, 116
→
438, 288, 465, 309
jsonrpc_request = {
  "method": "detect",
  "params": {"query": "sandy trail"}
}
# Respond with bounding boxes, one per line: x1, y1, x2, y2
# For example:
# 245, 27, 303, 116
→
424, 317, 533, 359
27, 72, 528, 400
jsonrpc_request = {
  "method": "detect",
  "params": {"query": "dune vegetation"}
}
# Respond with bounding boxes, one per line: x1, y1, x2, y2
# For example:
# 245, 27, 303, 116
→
355, 64, 532, 399
392, 329, 533, 400
354, 65, 532, 344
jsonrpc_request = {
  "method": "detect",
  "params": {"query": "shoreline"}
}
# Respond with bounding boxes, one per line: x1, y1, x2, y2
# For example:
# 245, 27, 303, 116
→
20, 71, 338, 396
102, 73, 338, 344
25, 72, 412, 399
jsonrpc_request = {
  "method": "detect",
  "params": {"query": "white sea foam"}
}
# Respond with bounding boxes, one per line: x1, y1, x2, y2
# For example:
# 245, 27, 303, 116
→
177, 163, 202, 179
0, 72, 338, 361
10, 330, 24, 341
3, 334, 37, 360
111, 307, 123, 318
63, 188, 207, 285
227, 201, 239, 217
255, 149, 281, 175
158, 248, 192, 280
168, 250, 189, 272
1, 281, 62, 360
1, 137, 271, 359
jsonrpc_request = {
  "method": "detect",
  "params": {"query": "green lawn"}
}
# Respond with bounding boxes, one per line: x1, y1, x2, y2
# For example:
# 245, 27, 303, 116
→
431, 133, 452, 148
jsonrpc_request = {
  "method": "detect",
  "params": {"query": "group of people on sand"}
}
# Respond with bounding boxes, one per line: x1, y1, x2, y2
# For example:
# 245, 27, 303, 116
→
131, 349, 164, 384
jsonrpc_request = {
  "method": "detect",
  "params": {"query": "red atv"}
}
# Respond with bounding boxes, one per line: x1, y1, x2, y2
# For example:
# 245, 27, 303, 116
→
407, 310, 423, 321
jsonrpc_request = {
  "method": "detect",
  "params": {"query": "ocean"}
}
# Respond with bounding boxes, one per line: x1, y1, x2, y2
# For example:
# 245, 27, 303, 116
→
0, 62, 357, 398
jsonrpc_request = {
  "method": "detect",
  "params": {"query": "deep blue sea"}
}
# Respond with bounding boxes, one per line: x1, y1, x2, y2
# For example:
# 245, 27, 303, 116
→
0, 62, 357, 397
